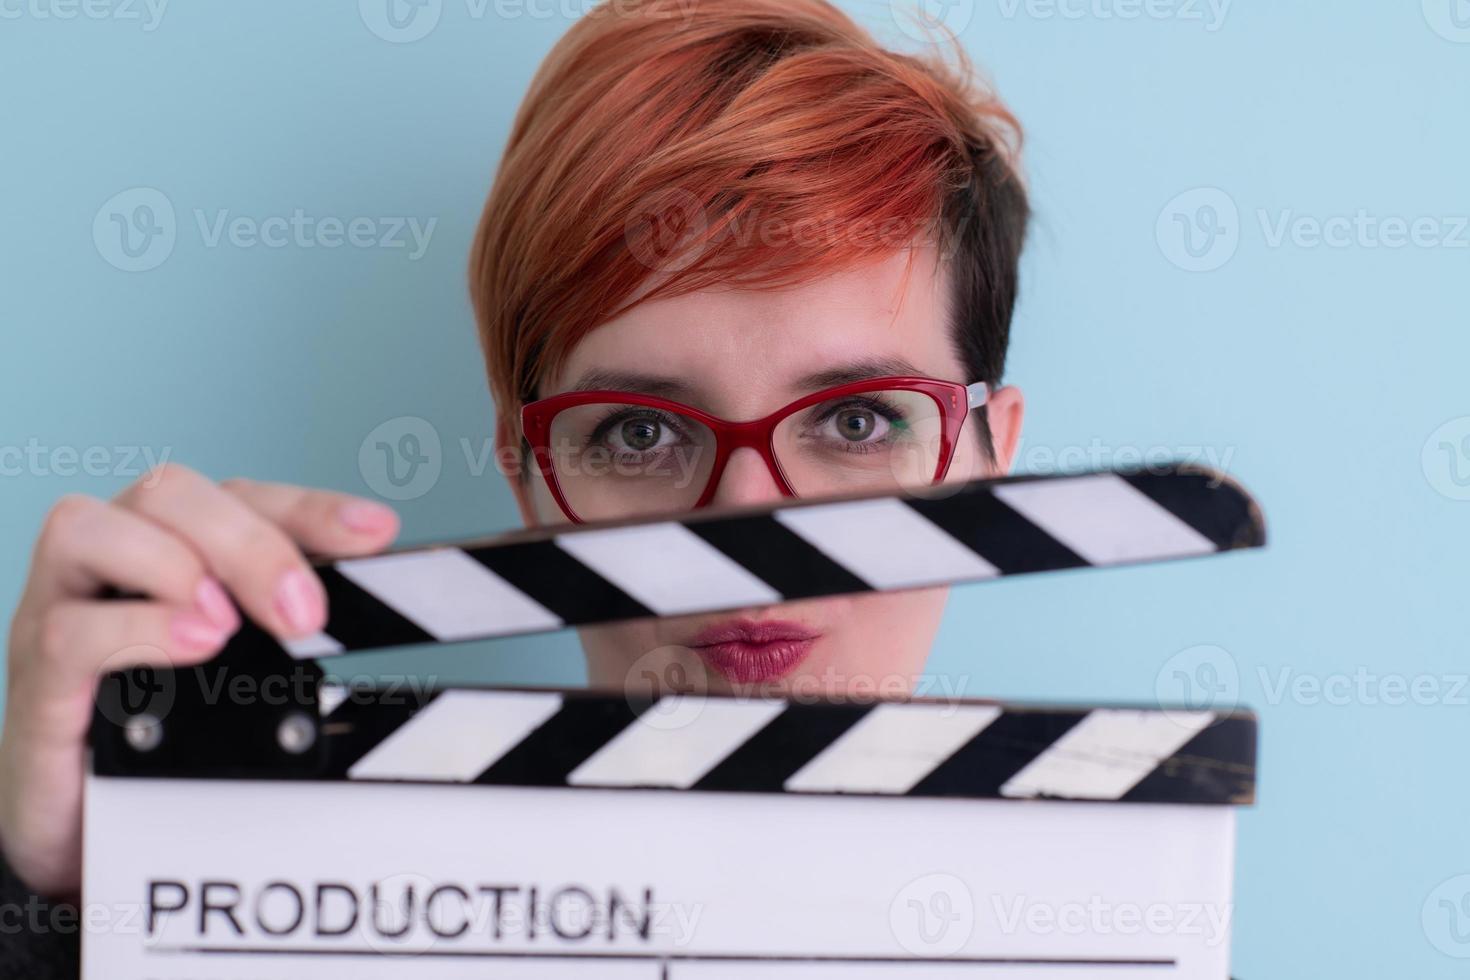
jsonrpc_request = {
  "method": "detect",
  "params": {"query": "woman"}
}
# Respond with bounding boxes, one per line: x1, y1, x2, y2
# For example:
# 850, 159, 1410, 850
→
0, 0, 1028, 964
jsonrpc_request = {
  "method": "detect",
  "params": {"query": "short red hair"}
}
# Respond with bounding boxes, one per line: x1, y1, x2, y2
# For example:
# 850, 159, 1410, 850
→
470, 0, 1027, 439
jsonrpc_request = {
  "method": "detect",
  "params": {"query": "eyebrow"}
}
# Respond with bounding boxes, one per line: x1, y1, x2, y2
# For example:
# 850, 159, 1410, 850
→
566, 369, 697, 399
793, 356, 925, 391
565, 355, 926, 403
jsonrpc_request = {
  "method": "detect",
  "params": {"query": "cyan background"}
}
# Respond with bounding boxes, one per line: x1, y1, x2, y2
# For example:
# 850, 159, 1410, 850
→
2, 1, 1468, 974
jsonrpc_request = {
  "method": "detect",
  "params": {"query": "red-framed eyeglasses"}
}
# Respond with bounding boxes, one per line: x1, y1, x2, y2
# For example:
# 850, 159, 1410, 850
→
521, 376, 989, 524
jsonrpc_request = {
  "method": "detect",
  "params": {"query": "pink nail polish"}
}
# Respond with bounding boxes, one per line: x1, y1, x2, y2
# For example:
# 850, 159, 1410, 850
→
172, 612, 229, 653
274, 569, 325, 635
339, 500, 397, 533
194, 577, 239, 631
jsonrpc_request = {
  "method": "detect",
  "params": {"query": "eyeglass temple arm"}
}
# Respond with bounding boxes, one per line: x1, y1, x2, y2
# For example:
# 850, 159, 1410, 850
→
966, 382, 990, 411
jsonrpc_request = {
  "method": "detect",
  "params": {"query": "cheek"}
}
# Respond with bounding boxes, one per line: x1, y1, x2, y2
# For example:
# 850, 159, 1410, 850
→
943, 431, 990, 485
529, 470, 573, 526
578, 621, 693, 690
805, 589, 948, 683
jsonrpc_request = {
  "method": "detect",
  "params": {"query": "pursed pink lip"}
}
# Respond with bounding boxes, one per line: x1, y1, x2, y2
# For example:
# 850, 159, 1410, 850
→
686, 619, 820, 683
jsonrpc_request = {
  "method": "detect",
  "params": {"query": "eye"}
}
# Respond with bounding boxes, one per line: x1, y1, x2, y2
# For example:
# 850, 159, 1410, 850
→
811, 399, 902, 446
593, 410, 686, 454
831, 407, 888, 443
618, 418, 663, 451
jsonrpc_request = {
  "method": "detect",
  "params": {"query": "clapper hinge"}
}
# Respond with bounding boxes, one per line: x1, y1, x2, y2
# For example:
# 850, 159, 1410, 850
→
90, 621, 328, 779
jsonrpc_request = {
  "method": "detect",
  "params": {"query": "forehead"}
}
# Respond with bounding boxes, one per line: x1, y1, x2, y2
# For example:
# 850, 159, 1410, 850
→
547, 248, 960, 408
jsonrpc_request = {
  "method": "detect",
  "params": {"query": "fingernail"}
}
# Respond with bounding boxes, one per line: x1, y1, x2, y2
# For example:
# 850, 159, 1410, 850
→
194, 577, 239, 631
172, 612, 229, 653
339, 500, 397, 533
274, 569, 325, 636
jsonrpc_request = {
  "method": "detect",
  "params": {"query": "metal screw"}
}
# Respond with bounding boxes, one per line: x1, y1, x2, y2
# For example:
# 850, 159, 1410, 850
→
277, 712, 316, 755
124, 714, 163, 753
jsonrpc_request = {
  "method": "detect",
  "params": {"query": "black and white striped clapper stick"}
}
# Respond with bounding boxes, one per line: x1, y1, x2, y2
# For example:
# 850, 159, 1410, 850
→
99, 684, 1258, 805
325, 689, 1256, 805
276, 464, 1263, 660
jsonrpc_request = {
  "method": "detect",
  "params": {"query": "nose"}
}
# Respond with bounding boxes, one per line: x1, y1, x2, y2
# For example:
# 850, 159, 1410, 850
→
708, 447, 786, 509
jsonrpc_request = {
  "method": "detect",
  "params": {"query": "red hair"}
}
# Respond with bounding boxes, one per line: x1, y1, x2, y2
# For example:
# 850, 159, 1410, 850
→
470, 0, 1027, 436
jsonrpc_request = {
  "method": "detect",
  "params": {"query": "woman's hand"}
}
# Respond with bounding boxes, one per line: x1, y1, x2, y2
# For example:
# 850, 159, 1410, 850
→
0, 464, 399, 897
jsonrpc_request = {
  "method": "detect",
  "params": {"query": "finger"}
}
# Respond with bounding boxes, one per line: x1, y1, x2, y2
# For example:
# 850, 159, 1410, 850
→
26, 497, 236, 633
115, 464, 325, 640
11, 600, 226, 729
220, 478, 399, 558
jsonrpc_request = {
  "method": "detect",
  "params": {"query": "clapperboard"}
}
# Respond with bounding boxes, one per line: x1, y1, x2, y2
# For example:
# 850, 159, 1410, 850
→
85, 466, 1264, 979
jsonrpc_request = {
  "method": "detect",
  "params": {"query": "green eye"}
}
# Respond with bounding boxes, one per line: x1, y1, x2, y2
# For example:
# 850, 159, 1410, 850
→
835, 409, 877, 441
620, 419, 662, 451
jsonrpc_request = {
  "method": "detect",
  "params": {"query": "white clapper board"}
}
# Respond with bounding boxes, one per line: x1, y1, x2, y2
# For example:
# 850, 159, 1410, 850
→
83, 465, 1264, 979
